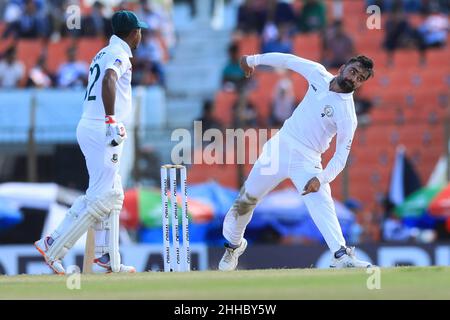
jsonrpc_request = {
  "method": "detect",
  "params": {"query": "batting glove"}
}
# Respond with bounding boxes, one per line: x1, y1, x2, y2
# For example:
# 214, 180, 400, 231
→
105, 115, 127, 146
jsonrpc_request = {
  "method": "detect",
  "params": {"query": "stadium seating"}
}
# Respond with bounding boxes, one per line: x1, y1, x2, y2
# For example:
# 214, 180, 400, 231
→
46, 38, 74, 73
199, 0, 450, 212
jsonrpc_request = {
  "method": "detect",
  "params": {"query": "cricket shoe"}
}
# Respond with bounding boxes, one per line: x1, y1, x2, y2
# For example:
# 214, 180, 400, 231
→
34, 236, 66, 275
330, 246, 372, 268
94, 254, 136, 273
218, 238, 248, 271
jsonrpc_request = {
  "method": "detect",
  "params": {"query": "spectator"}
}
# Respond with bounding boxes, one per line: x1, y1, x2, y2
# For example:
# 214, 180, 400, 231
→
261, 24, 293, 54
269, 74, 295, 127
27, 54, 54, 88
137, 0, 175, 57
0, 46, 25, 88
222, 42, 246, 91
331, 0, 343, 21
82, 1, 112, 38
137, 0, 164, 32
344, 199, 364, 245
46, 0, 67, 42
383, 8, 425, 65
233, 98, 258, 128
401, 0, 423, 13
422, 0, 450, 15
382, 209, 416, 242
417, 5, 449, 49
3, 0, 49, 39
296, 0, 327, 33
134, 29, 166, 87
236, 0, 268, 35
2, 0, 22, 38
60, 0, 84, 38
322, 20, 355, 69
56, 46, 88, 88
196, 100, 223, 133
268, 0, 296, 30
366, 0, 422, 13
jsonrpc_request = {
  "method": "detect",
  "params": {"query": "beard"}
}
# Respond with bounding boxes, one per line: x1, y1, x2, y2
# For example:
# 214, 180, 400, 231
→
336, 75, 355, 93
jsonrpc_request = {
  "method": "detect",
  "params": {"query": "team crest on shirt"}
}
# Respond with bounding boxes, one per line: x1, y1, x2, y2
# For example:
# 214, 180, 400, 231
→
321, 105, 334, 118
111, 154, 118, 163
113, 59, 122, 68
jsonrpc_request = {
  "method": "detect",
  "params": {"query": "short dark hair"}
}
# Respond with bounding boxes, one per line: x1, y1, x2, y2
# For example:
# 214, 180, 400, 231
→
114, 28, 134, 39
345, 55, 374, 79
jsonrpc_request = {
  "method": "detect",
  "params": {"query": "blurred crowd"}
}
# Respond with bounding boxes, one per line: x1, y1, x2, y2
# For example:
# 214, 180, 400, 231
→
0, 0, 174, 88
217, 0, 448, 128
213, 0, 449, 245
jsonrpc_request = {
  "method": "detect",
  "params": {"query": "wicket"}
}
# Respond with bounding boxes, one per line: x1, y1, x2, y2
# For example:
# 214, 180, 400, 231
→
160, 164, 190, 272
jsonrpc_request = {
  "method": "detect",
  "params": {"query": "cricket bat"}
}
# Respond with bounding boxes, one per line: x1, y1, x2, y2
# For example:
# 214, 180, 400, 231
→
82, 227, 95, 273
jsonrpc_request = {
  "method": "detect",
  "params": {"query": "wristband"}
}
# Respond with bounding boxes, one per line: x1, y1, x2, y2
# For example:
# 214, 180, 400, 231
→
105, 115, 116, 124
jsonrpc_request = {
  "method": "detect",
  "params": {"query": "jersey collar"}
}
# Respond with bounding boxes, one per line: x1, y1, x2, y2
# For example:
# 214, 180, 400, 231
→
110, 35, 133, 58
328, 77, 354, 100
335, 91, 354, 100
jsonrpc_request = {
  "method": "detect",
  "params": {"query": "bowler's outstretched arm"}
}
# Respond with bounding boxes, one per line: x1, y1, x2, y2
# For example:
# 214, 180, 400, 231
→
245, 53, 326, 81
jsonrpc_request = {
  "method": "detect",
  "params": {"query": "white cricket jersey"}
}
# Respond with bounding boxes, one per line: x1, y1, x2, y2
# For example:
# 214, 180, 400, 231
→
81, 35, 133, 122
247, 53, 357, 185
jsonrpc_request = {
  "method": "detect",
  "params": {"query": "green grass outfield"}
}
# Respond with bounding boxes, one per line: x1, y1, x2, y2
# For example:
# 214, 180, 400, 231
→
1, 267, 449, 300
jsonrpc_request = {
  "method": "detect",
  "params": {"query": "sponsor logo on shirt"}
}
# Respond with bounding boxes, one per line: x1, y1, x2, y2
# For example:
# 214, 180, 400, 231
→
321, 105, 334, 118
311, 84, 317, 92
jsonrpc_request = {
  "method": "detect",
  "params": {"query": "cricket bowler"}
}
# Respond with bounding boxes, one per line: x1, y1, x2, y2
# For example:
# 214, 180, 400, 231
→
219, 53, 374, 270
34, 11, 148, 274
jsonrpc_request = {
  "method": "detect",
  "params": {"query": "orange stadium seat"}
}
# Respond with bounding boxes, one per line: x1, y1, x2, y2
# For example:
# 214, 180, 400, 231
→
238, 34, 261, 55
342, 0, 366, 15
75, 37, 107, 64
0, 37, 15, 54
293, 33, 321, 61
290, 72, 309, 98
248, 70, 283, 123
353, 29, 385, 53
413, 69, 450, 90
46, 38, 74, 73
15, 39, 46, 86
391, 50, 424, 68
369, 107, 399, 122
16, 39, 44, 70
246, 70, 309, 124
213, 90, 238, 127
361, 124, 401, 146
426, 48, 450, 67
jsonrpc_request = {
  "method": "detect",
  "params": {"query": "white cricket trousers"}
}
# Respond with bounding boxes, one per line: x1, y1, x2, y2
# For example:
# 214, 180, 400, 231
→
223, 131, 346, 253
76, 118, 123, 198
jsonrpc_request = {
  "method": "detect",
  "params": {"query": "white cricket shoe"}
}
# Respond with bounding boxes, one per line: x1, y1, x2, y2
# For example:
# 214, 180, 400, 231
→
34, 236, 66, 275
330, 246, 372, 268
94, 255, 136, 273
218, 238, 248, 271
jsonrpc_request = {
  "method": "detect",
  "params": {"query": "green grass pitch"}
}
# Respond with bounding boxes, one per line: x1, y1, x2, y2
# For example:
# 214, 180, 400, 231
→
1, 267, 449, 300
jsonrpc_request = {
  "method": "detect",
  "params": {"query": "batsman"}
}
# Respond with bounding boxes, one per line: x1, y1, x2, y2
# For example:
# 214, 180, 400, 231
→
34, 11, 148, 274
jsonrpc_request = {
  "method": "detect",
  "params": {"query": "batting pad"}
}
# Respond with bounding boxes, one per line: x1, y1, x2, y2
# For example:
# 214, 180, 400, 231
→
46, 190, 121, 261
